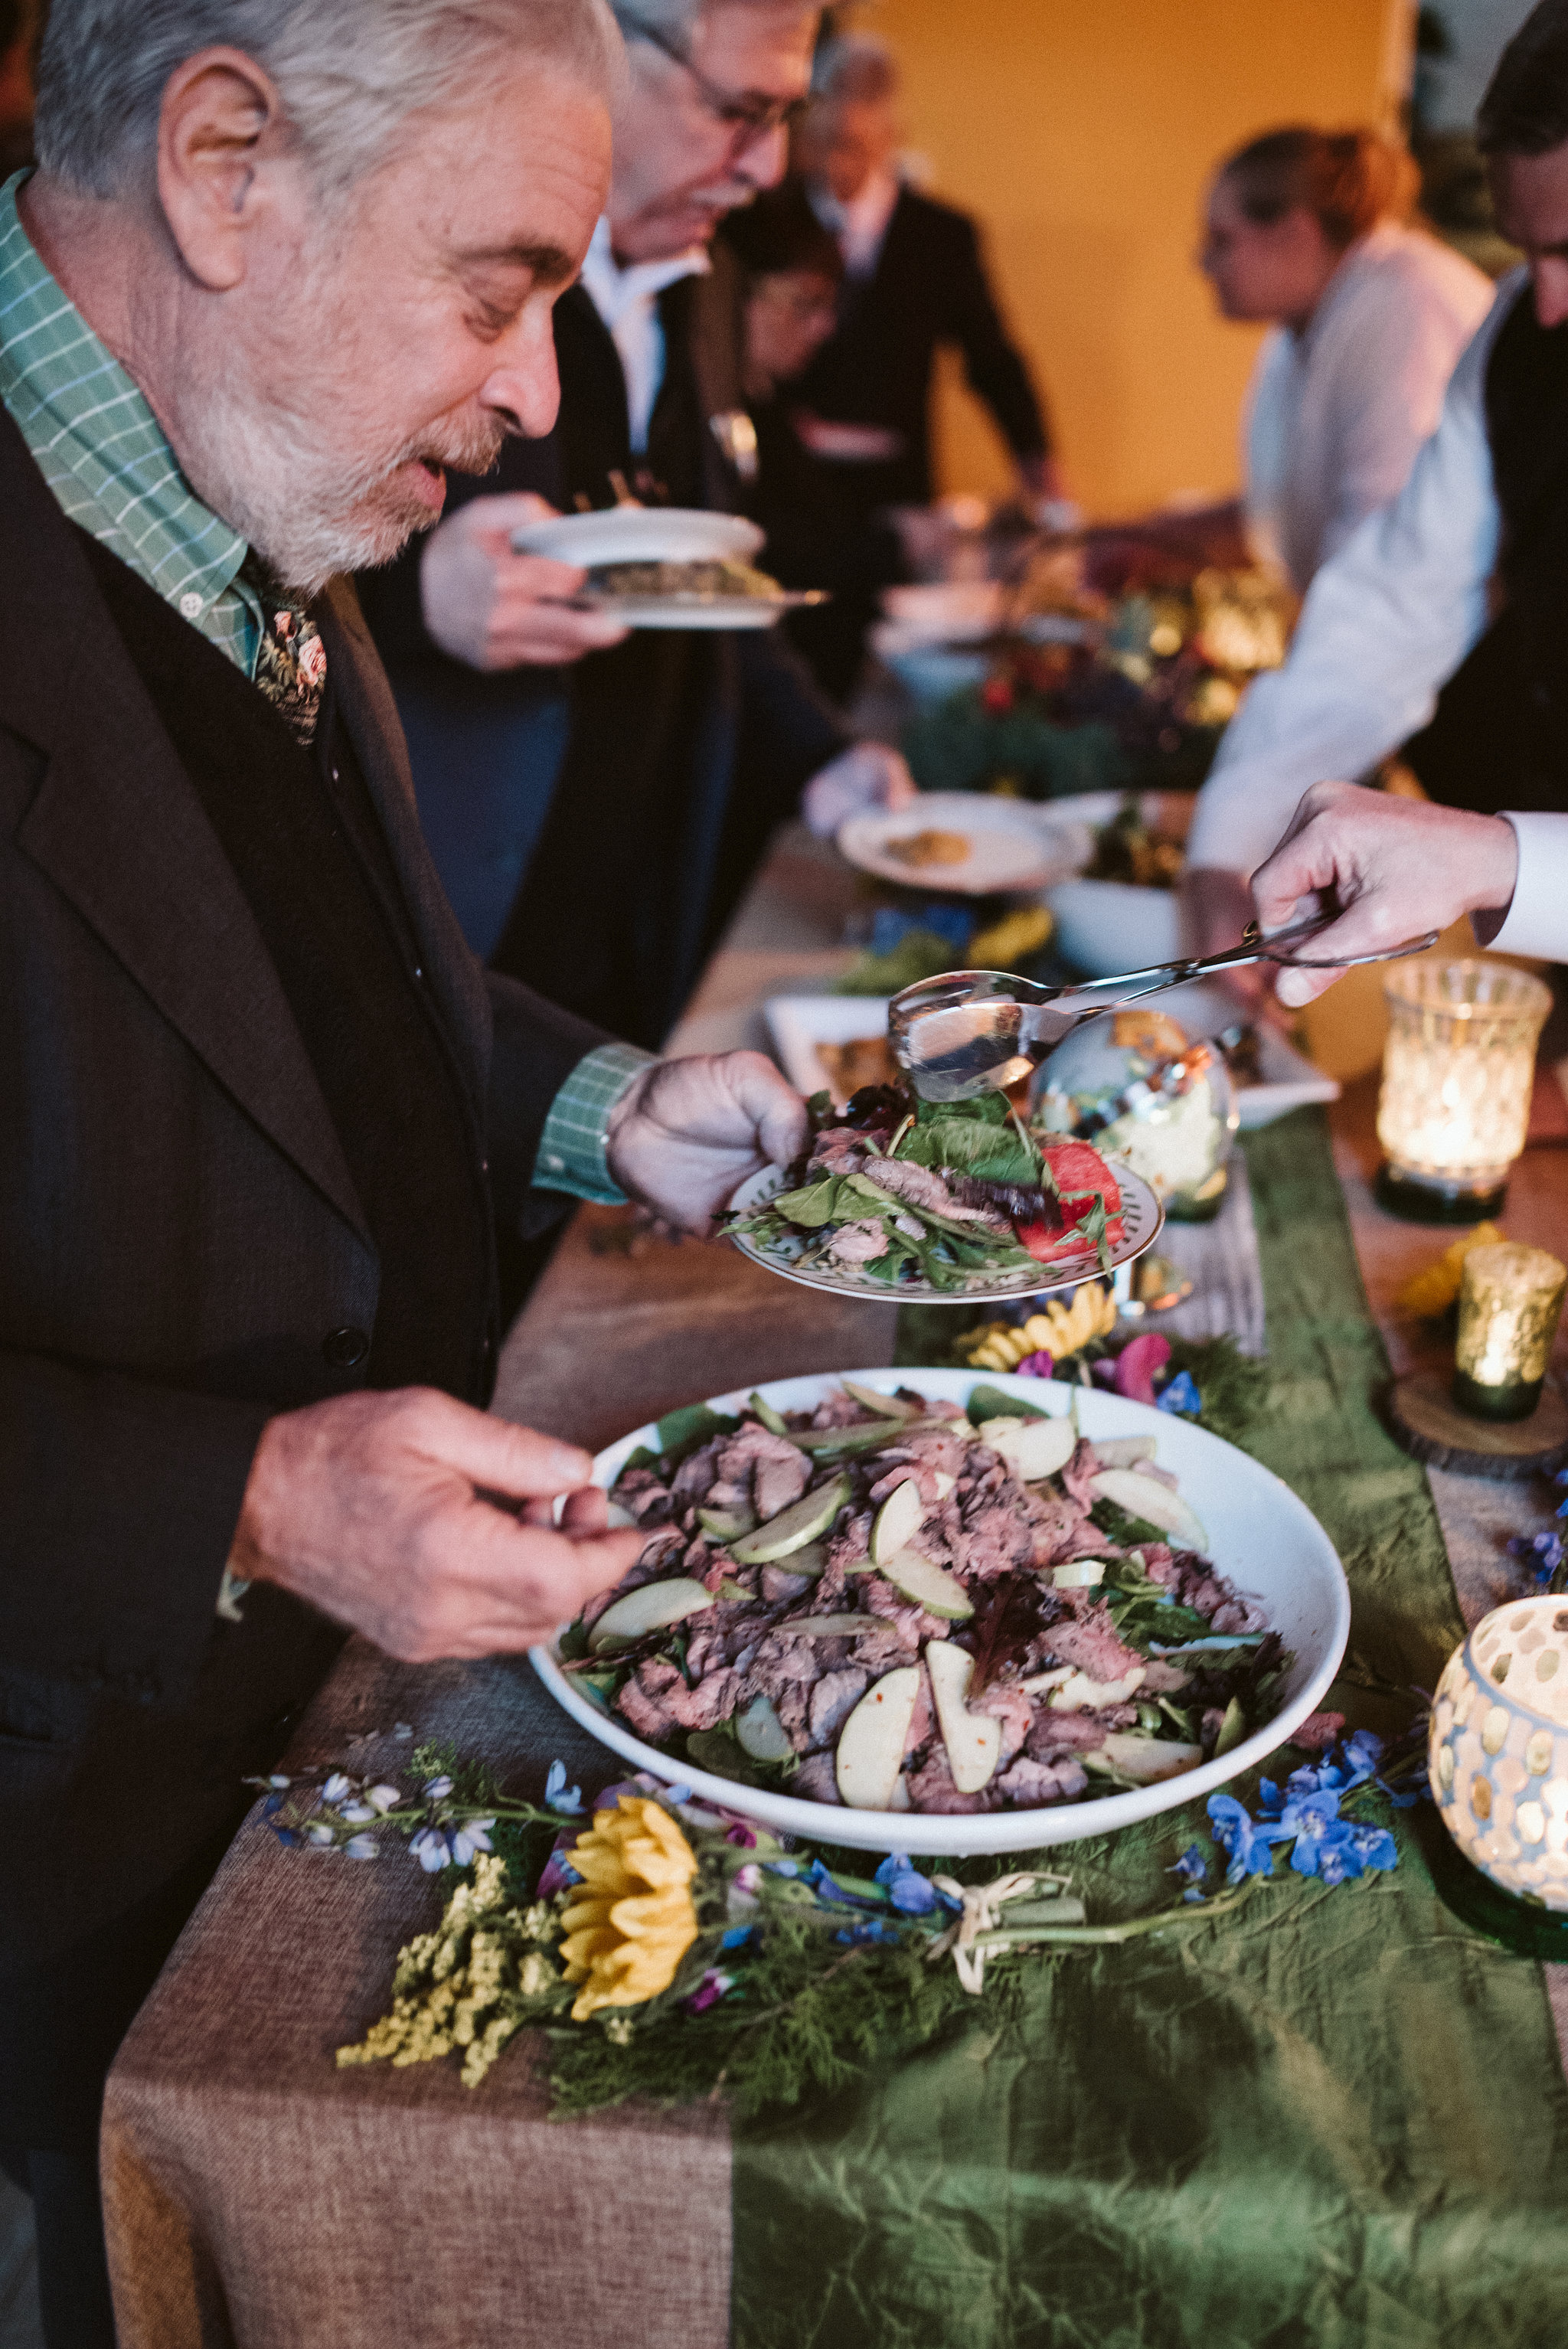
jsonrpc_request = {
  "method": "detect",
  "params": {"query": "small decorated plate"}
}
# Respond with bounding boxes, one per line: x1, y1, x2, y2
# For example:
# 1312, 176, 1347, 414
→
573, 586, 826, 632
724, 1159, 1164, 1305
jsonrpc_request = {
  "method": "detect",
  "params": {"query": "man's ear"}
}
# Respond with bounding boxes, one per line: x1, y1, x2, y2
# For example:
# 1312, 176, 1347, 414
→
157, 46, 290, 291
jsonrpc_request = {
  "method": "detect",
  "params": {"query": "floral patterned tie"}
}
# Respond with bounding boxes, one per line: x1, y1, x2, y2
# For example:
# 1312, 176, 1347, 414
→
243, 554, 328, 747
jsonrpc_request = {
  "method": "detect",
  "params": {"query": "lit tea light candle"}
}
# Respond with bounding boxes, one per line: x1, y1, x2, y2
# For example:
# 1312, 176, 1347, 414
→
1376, 958, 1551, 1222
1453, 1243, 1567, 1423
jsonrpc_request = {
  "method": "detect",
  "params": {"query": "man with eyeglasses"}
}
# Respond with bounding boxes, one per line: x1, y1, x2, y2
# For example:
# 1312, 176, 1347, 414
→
359, 0, 913, 1089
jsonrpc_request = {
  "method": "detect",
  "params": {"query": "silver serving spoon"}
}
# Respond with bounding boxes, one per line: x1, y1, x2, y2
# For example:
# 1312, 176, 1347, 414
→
887, 913, 1439, 1101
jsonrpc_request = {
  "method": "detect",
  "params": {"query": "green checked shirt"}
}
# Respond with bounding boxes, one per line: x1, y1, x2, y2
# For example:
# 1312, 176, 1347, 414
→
0, 170, 647, 1204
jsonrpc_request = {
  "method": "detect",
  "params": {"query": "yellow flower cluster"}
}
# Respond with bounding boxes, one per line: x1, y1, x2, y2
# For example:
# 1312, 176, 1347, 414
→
960, 1280, 1118, 1373
337, 1853, 553, 2088
560, 1797, 700, 2021
1396, 1222, 1504, 1318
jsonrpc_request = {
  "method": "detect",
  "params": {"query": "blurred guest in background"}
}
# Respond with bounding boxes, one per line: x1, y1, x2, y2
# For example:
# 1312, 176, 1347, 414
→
360, 0, 912, 1052
722, 182, 905, 699
787, 34, 1058, 524
1201, 124, 1491, 594
1184, 0, 1568, 959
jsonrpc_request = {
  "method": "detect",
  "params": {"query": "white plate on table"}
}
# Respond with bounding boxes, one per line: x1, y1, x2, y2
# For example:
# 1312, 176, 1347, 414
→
838, 793, 1080, 896
764, 994, 1338, 1131
724, 1158, 1163, 1304
531, 1367, 1351, 1857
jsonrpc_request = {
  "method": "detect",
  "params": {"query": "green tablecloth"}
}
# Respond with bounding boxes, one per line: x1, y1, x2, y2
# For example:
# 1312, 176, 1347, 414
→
733, 1111, 1568, 2348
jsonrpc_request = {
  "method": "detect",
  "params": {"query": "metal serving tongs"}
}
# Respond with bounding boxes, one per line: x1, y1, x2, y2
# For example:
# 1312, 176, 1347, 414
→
887, 911, 1439, 1102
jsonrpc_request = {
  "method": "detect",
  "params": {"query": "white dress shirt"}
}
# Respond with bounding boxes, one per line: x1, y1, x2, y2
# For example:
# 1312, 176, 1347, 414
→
807, 168, 902, 280
578, 216, 710, 456
1244, 223, 1493, 593
1190, 268, 1568, 959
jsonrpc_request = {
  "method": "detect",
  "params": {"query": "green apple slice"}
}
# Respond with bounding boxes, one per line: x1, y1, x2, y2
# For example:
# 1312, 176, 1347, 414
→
842, 1379, 920, 1421
786, 1540, 827, 1580
1090, 1436, 1157, 1469
698, 1504, 756, 1541
1050, 1557, 1106, 1589
835, 1667, 922, 1808
604, 1499, 639, 1531
748, 1390, 792, 1436
1089, 1467, 1207, 1552
924, 1638, 1001, 1794
870, 1476, 925, 1567
588, 1577, 714, 1654
877, 1547, 973, 1622
1047, 1665, 1147, 1709
735, 1693, 793, 1762
976, 1414, 1076, 1483
1096, 1733, 1204, 1784
729, 1472, 851, 1565
774, 1612, 872, 1638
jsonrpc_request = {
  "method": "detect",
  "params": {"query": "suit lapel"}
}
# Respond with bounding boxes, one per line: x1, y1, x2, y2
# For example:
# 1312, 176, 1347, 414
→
2, 414, 367, 1237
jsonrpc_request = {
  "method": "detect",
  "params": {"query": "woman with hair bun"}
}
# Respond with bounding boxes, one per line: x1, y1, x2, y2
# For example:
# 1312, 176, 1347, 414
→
1201, 124, 1492, 592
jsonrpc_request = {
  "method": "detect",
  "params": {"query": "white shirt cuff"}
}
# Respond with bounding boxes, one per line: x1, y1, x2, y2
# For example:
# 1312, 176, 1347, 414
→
1478, 812, 1568, 960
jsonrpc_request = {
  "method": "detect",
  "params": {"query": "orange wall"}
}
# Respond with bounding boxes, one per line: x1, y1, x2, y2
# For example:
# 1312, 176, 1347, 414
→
851, 0, 1411, 515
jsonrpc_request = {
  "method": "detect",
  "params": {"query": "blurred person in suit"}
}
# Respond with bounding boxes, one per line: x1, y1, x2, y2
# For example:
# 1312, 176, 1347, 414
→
721, 181, 906, 700
0, 3, 817, 2334
786, 34, 1058, 527
359, 0, 914, 1054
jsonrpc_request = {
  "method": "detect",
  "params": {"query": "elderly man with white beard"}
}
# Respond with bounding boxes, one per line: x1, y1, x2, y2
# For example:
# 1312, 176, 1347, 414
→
0, 5, 814, 2337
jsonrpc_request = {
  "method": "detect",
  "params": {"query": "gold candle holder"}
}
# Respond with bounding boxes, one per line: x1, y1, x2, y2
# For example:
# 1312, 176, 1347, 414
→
1376, 958, 1551, 1224
1454, 1243, 1568, 1423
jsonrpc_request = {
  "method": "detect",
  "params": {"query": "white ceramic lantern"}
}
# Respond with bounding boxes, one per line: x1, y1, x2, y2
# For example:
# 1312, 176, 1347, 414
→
1429, 1597, 1568, 1908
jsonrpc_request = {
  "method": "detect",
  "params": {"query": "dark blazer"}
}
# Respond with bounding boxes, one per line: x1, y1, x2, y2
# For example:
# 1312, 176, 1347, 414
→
359, 249, 848, 1046
792, 183, 1050, 512
0, 409, 608, 1968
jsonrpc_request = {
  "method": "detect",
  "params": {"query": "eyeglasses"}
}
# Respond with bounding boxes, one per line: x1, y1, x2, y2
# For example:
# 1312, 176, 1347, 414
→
622, 15, 808, 149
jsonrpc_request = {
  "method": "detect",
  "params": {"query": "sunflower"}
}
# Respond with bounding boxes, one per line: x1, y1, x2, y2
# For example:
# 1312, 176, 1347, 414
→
558, 1797, 700, 2021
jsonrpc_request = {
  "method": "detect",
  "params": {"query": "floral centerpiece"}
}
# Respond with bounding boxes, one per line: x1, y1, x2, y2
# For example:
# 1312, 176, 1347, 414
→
900, 564, 1292, 804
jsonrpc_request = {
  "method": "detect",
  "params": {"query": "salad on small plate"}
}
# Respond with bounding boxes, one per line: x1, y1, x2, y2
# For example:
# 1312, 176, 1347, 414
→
724, 1081, 1161, 1302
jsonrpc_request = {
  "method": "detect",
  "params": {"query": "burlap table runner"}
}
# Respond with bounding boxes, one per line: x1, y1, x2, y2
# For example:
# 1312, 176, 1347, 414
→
102, 1110, 1568, 2347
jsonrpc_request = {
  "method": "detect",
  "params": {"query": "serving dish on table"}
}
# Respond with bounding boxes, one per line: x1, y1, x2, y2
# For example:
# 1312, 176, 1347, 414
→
764, 992, 1338, 1131
531, 1367, 1351, 1857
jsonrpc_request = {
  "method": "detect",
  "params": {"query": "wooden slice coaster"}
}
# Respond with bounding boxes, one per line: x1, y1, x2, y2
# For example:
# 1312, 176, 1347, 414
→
1389, 1371, 1568, 1480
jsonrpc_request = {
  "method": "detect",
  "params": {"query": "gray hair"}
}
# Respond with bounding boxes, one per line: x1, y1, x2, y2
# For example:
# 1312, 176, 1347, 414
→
810, 32, 896, 105
34, 0, 623, 201
609, 0, 814, 49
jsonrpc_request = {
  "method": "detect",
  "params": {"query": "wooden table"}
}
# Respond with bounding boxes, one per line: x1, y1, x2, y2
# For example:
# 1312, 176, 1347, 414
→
100, 826, 1568, 2349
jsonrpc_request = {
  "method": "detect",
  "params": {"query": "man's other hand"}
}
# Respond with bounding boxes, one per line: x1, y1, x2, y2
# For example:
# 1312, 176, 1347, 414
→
1250, 780, 1520, 1009
606, 1050, 809, 1233
801, 741, 918, 838
230, 1390, 640, 1662
420, 492, 630, 671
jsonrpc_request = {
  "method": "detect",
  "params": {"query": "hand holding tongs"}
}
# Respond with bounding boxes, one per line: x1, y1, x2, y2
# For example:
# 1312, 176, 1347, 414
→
887, 910, 1439, 1102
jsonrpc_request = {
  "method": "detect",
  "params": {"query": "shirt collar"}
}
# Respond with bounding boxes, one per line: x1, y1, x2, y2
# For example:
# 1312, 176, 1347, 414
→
577, 214, 710, 332
808, 168, 901, 276
0, 172, 250, 629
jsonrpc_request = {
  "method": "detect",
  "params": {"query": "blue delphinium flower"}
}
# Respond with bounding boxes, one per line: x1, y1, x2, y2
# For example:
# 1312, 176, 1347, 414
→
344, 1834, 380, 1861
451, 1819, 495, 1866
410, 1826, 453, 1872
544, 1759, 583, 1815
322, 1772, 353, 1804
1348, 1822, 1398, 1874
1275, 1788, 1358, 1880
267, 1820, 301, 1848
1207, 1792, 1279, 1883
1508, 1530, 1566, 1586
663, 1784, 694, 1805
422, 1775, 454, 1802
720, 1924, 757, 1953
1156, 1371, 1202, 1418
1168, 1844, 1208, 1903
874, 1852, 941, 1916
807, 1857, 880, 1910
834, 1918, 902, 1948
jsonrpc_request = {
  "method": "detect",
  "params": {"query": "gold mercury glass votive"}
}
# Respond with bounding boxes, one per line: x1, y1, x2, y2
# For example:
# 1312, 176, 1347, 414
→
1376, 958, 1551, 1223
1453, 1243, 1568, 1423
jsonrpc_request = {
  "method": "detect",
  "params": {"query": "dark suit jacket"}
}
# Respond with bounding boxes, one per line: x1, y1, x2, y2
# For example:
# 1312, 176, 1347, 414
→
359, 249, 848, 1046
0, 409, 608, 1968
792, 183, 1050, 511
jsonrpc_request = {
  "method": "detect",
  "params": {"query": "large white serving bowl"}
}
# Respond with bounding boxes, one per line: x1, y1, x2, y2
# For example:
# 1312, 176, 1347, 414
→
531, 1367, 1351, 1857
1045, 875, 1182, 976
